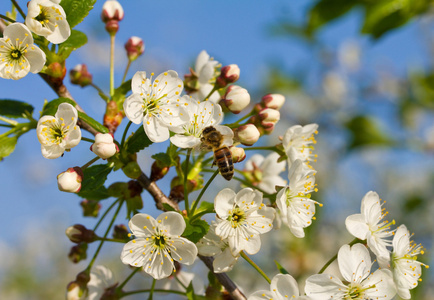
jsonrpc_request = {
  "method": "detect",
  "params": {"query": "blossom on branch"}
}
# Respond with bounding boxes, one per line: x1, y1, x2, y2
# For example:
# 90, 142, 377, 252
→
0, 23, 46, 80
36, 103, 81, 159
121, 212, 198, 280
248, 274, 310, 300
282, 123, 318, 169
87, 265, 116, 300
123, 70, 188, 143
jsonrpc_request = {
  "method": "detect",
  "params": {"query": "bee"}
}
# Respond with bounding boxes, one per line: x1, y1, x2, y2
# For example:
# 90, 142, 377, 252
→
200, 126, 234, 181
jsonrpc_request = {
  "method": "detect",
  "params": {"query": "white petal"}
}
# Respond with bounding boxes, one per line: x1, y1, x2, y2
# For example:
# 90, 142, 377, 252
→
363, 269, 396, 300
64, 127, 81, 149
261, 152, 286, 176
123, 94, 145, 124
338, 244, 371, 283
213, 247, 238, 273
168, 237, 198, 265
345, 214, 369, 240
170, 134, 200, 149
4, 23, 34, 44
248, 290, 276, 300
195, 50, 210, 75
214, 188, 236, 218
235, 188, 262, 212
360, 191, 382, 225
128, 213, 157, 237
26, 45, 46, 74
305, 274, 346, 299
120, 239, 148, 267
270, 274, 300, 298
146, 249, 174, 280
241, 234, 261, 255
143, 115, 170, 143
41, 144, 64, 159
157, 211, 185, 236
131, 71, 147, 94
244, 154, 264, 171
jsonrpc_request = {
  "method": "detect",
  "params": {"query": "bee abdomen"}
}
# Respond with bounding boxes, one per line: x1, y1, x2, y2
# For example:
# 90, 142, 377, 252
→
214, 147, 234, 181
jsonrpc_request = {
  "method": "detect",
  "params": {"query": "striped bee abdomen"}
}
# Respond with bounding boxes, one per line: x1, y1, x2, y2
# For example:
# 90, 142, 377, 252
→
214, 147, 234, 181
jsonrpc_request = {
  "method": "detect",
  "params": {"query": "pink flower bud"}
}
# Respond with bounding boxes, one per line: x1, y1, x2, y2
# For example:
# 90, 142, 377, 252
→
125, 36, 145, 61
230, 146, 246, 163
216, 64, 240, 88
57, 167, 83, 193
222, 85, 250, 114
70, 64, 92, 87
90, 133, 119, 159
235, 124, 260, 146
261, 94, 285, 110
259, 108, 280, 128
65, 224, 97, 244
101, 0, 124, 23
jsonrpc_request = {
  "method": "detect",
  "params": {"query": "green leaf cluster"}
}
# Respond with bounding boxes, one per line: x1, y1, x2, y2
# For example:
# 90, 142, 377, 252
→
77, 164, 113, 200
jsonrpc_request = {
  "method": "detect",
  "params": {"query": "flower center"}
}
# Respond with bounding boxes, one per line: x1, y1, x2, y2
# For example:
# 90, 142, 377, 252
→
346, 284, 364, 299
228, 207, 246, 228
35, 6, 51, 25
10, 49, 22, 60
143, 94, 167, 117
153, 234, 167, 249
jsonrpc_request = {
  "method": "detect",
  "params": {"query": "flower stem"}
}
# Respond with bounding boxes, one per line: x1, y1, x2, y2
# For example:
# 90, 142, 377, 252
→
117, 267, 140, 291
93, 199, 120, 231
227, 110, 255, 127
0, 116, 18, 126
203, 86, 218, 102
86, 199, 123, 272
122, 59, 132, 84
81, 156, 100, 170
110, 34, 115, 97
190, 169, 219, 215
96, 237, 125, 243
10, 0, 26, 19
90, 83, 110, 102
0, 14, 15, 23
318, 238, 364, 274
240, 251, 271, 284
148, 278, 157, 300
80, 137, 95, 144
121, 289, 185, 297
121, 121, 132, 148
184, 149, 192, 215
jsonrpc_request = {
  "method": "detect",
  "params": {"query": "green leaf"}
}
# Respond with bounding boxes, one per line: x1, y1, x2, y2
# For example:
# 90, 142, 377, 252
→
186, 282, 196, 300
78, 164, 113, 196
0, 100, 34, 119
41, 97, 76, 116
0, 135, 18, 161
182, 218, 210, 244
346, 115, 394, 149
112, 79, 132, 104
125, 126, 153, 154
274, 260, 289, 274
60, 0, 97, 29
151, 152, 172, 166
78, 186, 110, 201
161, 203, 176, 212
77, 111, 109, 133
194, 201, 214, 216
58, 30, 88, 60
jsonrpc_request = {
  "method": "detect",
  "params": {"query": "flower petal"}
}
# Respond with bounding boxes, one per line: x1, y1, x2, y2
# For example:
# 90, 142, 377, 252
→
128, 213, 158, 238
337, 244, 371, 283
214, 188, 236, 218
143, 115, 170, 143
41, 144, 64, 159
213, 247, 238, 273
157, 211, 186, 236
170, 134, 200, 149
345, 213, 368, 240
270, 274, 300, 299
305, 273, 346, 300
168, 237, 198, 265
124, 94, 145, 124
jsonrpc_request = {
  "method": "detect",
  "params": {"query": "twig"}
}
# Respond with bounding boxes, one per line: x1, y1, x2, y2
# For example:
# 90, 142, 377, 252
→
137, 172, 179, 211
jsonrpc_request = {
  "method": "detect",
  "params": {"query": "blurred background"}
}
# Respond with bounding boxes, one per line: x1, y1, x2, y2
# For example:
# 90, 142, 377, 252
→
0, 0, 433, 299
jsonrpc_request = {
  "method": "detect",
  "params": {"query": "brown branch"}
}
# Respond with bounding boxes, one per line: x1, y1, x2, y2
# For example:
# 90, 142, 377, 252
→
137, 173, 179, 211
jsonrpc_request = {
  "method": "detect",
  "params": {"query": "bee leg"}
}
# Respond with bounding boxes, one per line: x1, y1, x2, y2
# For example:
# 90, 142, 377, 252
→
212, 160, 217, 168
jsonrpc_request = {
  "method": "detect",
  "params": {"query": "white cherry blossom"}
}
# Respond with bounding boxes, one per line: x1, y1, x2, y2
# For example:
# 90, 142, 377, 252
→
197, 222, 239, 273
243, 152, 286, 194
345, 191, 394, 260
123, 70, 188, 143
282, 124, 318, 169
169, 95, 223, 148
87, 265, 116, 300
276, 159, 320, 238
191, 50, 220, 102
305, 244, 396, 300
0, 23, 46, 80
26, 0, 71, 44
121, 212, 198, 280
36, 103, 81, 159
214, 188, 275, 256
248, 274, 310, 300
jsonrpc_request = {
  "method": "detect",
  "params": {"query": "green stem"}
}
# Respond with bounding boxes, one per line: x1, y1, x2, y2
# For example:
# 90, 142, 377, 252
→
148, 278, 157, 300
121, 289, 185, 297
10, 0, 25, 19
0, 124, 14, 128
80, 137, 95, 144
0, 14, 15, 23
244, 146, 278, 152
93, 199, 120, 231
318, 238, 364, 274
117, 268, 140, 291
184, 149, 192, 215
227, 110, 255, 127
0, 116, 18, 126
122, 59, 132, 84
240, 251, 271, 284
81, 156, 100, 170
90, 83, 110, 102
203, 86, 217, 102
96, 237, 125, 243
110, 34, 115, 97
121, 121, 132, 148
190, 169, 219, 215
86, 199, 123, 272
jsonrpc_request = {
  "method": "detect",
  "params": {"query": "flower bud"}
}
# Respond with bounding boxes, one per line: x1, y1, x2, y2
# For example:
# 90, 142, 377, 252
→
66, 281, 85, 300
101, 0, 124, 23
57, 167, 83, 193
90, 133, 119, 159
259, 108, 280, 128
105, 20, 119, 35
46, 62, 66, 79
112, 224, 129, 241
230, 146, 246, 163
216, 64, 240, 88
80, 200, 101, 218
222, 85, 250, 114
125, 36, 145, 61
68, 242, 88, 263
101, 287, 120, 300
107, 182, 129, 198
261, 94, 285, 110
150, 160, 170, 181
127, 180, 143, 198
234, 124, 260, 146
103, 100, 123, 134
66, 224, 97, 244
122, 161, 141, 179
70, 64, 92, 87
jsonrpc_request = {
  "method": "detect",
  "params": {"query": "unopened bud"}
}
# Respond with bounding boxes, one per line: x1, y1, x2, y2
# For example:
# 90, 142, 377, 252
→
80, 200, 101, 218
150, 160, 170, 181
235, 124, 260, 146
259, 108, 280, 128
90, 133, 119, 159
113, 224, 129, 240
261, 94, 285, 110
57, 167, 83, 193
125, 36, 145, 61
66, 224, 97, 244
222, 85, 250, 114
127, 180, 143, 198
230, 147, 246, 163
107, 182, 128, 197
103, 100, 123, 134
70, 64, 92, 87
105, 20, 119, 35
46, 62, 66, 79
216, 64, 240, 88
66, 281, 85, 300
68, 242, 88, 263
101, 286, 120, 300
101, 0, 124, 23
